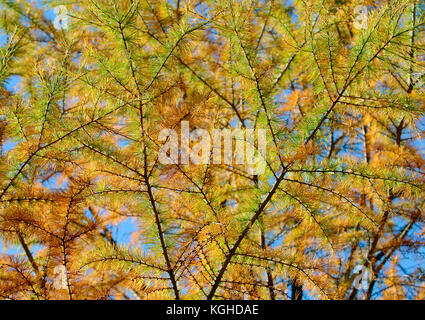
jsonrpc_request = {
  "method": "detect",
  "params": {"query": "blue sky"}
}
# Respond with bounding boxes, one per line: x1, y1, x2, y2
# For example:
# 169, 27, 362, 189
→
0, 0, 423, 299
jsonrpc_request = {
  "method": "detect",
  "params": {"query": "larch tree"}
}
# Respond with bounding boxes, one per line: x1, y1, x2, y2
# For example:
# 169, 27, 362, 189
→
0, 0, 424, 300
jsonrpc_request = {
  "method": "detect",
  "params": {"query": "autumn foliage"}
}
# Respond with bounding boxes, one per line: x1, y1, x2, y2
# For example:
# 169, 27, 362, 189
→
0, 0, 424, 300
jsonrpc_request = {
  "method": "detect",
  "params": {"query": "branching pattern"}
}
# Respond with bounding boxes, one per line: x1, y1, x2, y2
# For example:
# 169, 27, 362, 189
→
0, 0, 424, 300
